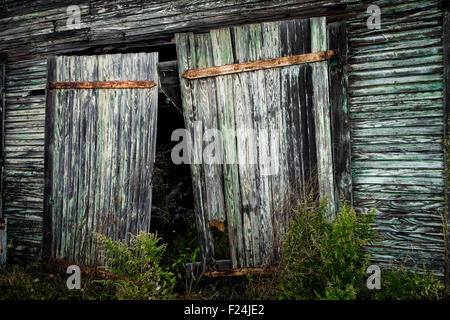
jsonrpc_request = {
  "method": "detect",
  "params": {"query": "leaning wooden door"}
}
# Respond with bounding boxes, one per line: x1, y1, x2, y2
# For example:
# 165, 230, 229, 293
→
176, 17, 334, 270
44, 53, 158, 266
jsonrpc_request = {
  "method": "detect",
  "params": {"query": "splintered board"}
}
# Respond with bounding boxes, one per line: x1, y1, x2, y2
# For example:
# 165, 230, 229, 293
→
44, 53, 158, 266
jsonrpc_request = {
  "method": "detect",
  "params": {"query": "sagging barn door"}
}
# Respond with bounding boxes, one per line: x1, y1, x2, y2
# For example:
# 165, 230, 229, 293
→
176, 17, 335, 269
44, 53, 158, 266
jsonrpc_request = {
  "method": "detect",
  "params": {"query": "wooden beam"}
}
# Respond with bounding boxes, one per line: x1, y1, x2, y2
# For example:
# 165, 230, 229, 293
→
203, 267, 278, 277
187, 260, 280, 278
49, 258, 124, 280
47, 80, 157, 89
182, 50, 336, 79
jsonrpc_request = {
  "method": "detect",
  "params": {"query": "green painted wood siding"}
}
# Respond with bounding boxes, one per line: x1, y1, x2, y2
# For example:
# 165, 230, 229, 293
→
347, 1, 446, 276
44, 53, 158, 266
176, 17, 335, 270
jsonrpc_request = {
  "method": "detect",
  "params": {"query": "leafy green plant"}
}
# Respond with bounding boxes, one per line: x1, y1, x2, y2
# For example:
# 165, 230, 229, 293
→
319, 200, 376, 295
374, 267, 444, 300
320, 283, 357, 300
278, 192, 376, 300
96, 231, 176, 300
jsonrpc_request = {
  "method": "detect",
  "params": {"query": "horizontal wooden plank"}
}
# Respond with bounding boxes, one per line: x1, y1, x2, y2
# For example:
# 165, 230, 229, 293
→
353, 183, 443, 194
352, 143, 442, 153
182, 50, 336, 79
351, 126, 443, 137
352, 176, 444, 186
354, 191, 444, 201
47, 80, 157, 89
353, 168, 443, 178
350, 91, 443, 105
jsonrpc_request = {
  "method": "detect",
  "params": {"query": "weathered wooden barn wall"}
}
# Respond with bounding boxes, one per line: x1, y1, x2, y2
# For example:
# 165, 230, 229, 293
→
176, 17, 335, 270
0, 0, 448, 274
44, 53, 158, 266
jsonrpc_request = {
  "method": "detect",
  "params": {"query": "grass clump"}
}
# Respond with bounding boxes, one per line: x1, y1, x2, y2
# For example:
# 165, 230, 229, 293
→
278, 192, 376, 299
373, 267, 444, 300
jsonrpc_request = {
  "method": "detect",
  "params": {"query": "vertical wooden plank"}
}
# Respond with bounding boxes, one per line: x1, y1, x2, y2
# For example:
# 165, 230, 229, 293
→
280, 20, 297, 197
70, 55, 81, 262
262, 21, 288, 261
443, 1, 450, 286
53, 56, 64, 259
43, 56, 56, 262
311, 17, 336, 214
130, 54, 142, 239
118, 56, 130, 242
195, 34, 226, 229
294, 19, 317, 197
249, 23, 274, 266
327, 21, 352, 211
132, 52, 157, 236
77, 55, 96, 264
245, 23, 265, 267
193, 34, 221, 269
279, 18, 317, 229
210, 28, 244, 268
176, 33, 216, 270
86, 55, 99, 266
60, 55, 71, 260
146, 52, 159, 233
233, 24, 259, 267
96, 54, 110, 248
292, 19, 310, 197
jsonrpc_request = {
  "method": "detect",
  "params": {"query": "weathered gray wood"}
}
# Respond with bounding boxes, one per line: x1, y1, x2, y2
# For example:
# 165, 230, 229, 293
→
348, 3, 446, 277
210, 28, 244, 268
48, 81, 156, 89
261, 21, 285, 263
279, 18, 315, 227
175, 32, 216, 270
328, 21, 352, 210
44, 53, 158, 266
231, 24, 256, 267
0, 0, 447, 275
